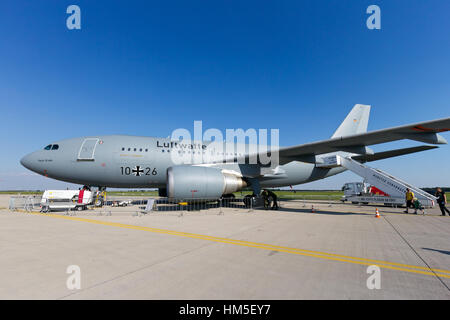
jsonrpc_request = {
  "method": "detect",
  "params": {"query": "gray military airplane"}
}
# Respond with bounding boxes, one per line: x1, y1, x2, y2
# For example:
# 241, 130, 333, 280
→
20, 104, 450, 200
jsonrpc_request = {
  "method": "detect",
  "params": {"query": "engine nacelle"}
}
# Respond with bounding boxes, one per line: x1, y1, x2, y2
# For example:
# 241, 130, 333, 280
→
167, 166, 247, 200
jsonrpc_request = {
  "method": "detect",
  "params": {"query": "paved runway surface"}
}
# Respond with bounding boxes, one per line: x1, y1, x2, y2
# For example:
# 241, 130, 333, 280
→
1, 195, 449, 299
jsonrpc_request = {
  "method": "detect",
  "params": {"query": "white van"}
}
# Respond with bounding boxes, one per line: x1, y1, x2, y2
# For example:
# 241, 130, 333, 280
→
40, 189, 94, 212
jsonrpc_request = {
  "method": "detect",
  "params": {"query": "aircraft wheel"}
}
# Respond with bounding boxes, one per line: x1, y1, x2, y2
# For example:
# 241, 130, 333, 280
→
243, 195, 253, 208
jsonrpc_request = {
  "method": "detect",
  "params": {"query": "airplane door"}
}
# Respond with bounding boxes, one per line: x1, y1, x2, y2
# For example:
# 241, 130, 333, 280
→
78, 138, 99, 161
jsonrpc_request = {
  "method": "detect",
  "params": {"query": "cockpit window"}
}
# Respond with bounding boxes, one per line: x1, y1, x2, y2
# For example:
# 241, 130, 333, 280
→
44, 145, 52, 150
51, 144, 59, 150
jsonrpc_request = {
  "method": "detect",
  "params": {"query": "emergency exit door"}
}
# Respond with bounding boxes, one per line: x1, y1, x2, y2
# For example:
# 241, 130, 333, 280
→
77, 138, 99, 161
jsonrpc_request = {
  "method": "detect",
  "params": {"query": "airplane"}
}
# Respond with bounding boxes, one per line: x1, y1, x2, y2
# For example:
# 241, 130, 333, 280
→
20, 104, 450, 202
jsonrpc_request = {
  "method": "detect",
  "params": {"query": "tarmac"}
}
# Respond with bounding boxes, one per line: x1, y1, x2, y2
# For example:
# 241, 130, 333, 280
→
1, 194, 449, 299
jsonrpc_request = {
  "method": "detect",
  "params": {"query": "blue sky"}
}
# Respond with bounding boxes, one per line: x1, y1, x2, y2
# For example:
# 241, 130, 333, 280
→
0, 0, 449, 190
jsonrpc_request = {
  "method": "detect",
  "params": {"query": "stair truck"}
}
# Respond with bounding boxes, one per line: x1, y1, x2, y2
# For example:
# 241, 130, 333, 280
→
317, 155, 436, 208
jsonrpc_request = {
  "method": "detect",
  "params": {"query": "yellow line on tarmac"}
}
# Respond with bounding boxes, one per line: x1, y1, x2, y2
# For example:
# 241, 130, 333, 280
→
26, 212, 450, 279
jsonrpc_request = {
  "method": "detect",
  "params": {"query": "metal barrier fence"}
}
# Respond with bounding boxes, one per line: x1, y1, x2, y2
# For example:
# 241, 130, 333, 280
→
9, 195, 42, 212
7, 194, 340, 216
8, 196, 264, 213
101, 196, 338, 217
104, 196, 261, 214
93, 195, 337, 215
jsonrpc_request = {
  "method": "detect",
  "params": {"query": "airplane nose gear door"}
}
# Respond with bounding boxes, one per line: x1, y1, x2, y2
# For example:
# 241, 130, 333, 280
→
77, 138, 99, 161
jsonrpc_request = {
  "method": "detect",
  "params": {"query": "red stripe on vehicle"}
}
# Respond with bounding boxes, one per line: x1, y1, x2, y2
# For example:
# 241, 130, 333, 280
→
78, 190, 84, 204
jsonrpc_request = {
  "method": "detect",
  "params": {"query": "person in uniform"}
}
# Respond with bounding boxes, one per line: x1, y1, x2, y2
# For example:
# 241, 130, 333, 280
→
266, 189, 279, 210
404, 188, 415, 213
436, 188, 450, 216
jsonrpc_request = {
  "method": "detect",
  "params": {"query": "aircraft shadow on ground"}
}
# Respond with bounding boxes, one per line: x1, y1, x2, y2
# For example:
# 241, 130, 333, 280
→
422, 248, 450, 256
273, 207, 368, 216
152, 204, 248, 212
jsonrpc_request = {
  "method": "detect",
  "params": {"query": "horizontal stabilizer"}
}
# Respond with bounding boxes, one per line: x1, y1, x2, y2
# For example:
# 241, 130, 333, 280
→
403, 132, 447, 144
351, 145, 438, 163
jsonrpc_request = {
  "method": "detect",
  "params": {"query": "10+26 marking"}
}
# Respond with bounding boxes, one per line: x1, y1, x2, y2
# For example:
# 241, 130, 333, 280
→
120, 166, 157, 176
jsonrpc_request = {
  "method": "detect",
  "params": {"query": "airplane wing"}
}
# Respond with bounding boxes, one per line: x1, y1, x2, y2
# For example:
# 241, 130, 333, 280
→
277, 117, 450, 164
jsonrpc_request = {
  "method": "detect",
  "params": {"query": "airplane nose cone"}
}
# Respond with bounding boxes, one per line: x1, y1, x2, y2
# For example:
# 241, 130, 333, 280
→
20, 152, 41, 173
20, 154, 33, 170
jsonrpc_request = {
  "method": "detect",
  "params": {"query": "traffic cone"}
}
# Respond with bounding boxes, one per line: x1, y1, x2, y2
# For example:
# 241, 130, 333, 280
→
311, 205, 315, 213
375, 208, 380, 218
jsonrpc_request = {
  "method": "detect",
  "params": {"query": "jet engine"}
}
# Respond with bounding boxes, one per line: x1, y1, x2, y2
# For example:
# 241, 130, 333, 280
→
167, 166, 247, 200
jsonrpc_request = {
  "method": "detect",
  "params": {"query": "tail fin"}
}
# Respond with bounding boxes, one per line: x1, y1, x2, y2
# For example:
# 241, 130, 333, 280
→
332, 104, 371, 138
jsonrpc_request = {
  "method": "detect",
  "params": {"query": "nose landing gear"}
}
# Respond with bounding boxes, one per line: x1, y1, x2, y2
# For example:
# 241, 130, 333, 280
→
93, 186, 106, 207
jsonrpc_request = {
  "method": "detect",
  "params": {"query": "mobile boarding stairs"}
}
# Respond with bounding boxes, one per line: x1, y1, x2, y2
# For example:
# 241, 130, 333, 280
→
317, 155, 436, 207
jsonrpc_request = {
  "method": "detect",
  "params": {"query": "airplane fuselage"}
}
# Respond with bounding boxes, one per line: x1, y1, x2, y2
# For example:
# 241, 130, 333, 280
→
20, 135, 347, 189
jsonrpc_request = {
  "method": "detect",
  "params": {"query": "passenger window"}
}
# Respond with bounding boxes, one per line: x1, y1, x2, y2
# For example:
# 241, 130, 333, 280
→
44, 145, 52, 150
51, 144, 59, 150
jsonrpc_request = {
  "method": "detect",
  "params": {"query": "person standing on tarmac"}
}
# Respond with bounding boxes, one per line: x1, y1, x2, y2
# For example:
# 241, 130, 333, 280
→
436, 188, 450, 216
404, 188, 415, 214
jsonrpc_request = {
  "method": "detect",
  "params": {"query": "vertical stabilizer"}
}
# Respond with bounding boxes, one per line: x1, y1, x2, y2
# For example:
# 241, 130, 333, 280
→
332, 104, 371, 138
